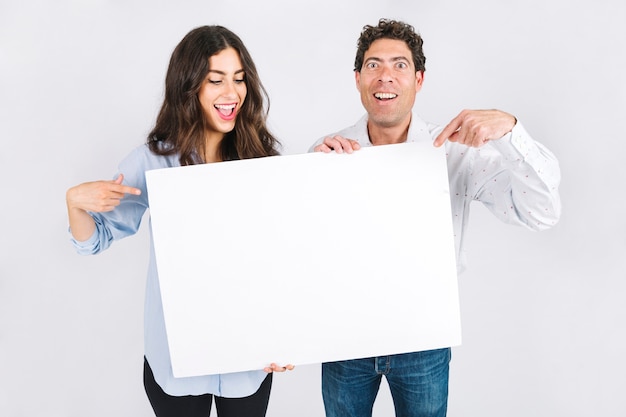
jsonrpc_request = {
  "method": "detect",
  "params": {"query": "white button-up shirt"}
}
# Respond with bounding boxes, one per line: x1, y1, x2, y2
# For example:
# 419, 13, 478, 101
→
311, 112, 561, 271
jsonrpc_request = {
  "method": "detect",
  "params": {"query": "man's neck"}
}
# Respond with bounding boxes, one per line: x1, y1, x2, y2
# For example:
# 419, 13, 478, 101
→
367, 115, 411, 146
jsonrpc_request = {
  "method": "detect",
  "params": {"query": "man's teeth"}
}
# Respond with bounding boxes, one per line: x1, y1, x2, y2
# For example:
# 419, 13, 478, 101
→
375, 93, 397, 99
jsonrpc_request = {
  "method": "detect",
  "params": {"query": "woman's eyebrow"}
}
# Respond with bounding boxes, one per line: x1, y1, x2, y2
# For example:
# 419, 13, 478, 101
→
208, 68, 245, 75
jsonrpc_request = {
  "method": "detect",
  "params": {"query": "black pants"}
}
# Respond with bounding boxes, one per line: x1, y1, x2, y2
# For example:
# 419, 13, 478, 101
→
144, 357, 272, 417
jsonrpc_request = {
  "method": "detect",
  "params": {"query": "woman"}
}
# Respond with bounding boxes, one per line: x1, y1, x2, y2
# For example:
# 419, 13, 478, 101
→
66, 26, 292, 417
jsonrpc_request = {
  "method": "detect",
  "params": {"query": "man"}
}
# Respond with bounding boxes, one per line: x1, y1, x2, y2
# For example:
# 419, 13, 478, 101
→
311, 18, 561, 417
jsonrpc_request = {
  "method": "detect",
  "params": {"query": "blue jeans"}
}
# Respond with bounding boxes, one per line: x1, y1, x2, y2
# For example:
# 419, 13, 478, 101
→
322, 348, 451, 417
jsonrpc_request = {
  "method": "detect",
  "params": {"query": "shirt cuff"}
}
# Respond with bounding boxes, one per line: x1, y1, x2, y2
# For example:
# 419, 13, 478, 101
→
69, 226, 99, 251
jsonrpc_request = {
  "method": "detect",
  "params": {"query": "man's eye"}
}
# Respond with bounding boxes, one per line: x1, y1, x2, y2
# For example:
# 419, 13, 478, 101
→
366, 62, 377, 69
397, 62, 407, 69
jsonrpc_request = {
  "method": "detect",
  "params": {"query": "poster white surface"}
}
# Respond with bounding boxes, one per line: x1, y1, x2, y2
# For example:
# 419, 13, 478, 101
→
146, 142, 461, 377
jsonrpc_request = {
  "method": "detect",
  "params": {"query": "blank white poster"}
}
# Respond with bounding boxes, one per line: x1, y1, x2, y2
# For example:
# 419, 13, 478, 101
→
146, 142, 461, 377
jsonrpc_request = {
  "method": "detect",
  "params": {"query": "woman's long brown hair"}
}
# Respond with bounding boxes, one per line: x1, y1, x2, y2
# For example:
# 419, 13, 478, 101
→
148, 25, 280, 164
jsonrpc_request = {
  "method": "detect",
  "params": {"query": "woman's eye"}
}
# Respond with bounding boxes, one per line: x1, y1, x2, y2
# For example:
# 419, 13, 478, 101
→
235, 78, 245, 84
209, 80, 222, 85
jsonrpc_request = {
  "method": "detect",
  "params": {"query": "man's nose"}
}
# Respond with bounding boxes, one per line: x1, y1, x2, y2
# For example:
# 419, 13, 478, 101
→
378, 65, 393, 82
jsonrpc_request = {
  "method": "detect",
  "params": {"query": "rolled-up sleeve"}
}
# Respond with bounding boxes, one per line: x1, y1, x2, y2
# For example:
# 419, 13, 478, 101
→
469, 122, 561, 231
68, 145, 151, 255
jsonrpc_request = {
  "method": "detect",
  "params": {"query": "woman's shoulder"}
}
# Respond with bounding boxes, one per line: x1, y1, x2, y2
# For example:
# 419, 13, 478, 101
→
122, 142, 180, 170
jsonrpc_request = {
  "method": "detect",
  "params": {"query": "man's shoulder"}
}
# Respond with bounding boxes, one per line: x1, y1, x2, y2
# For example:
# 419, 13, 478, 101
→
309, 114, 369, 152
328, 114, 369, 140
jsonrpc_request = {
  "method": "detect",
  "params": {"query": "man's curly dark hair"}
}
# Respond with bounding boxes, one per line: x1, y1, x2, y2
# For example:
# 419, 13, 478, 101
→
354, 18, 426, 73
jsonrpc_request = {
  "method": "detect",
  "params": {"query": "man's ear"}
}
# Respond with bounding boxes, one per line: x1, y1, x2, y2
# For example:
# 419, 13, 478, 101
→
415, 70, 424, 92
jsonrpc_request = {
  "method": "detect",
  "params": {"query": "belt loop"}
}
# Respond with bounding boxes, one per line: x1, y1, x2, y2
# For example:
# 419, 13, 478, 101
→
375, 356, 390, 374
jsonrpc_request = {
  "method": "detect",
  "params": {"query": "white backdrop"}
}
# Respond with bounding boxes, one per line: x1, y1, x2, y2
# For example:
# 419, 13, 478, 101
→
1, 0, 625, 416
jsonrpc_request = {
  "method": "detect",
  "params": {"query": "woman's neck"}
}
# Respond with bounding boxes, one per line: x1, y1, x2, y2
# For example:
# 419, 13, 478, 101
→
204, 133, 224, 163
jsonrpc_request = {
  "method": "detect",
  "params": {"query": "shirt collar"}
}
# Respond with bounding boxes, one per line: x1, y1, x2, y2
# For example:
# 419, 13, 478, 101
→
358, 112, 432, 146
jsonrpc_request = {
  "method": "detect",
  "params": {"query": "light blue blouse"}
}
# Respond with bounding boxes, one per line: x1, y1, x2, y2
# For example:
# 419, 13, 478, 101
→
70, 144, 268, 397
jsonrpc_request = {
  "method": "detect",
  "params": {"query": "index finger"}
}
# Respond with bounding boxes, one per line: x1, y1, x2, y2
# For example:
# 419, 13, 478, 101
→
112, 183, 141, 196
434, 115, 463, 147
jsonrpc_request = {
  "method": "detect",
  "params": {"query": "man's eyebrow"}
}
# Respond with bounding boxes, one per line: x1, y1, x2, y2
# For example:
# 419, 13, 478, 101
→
364, 56, 410, 63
